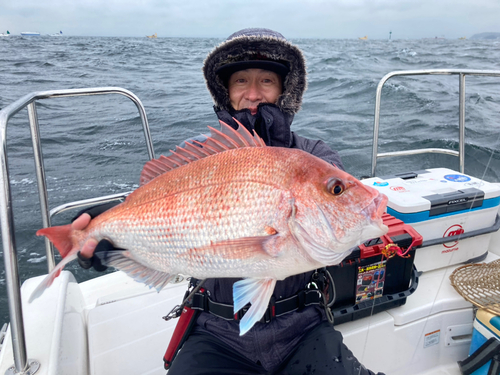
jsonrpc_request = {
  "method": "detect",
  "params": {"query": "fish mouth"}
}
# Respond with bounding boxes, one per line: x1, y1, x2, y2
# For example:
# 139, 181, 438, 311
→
316, 192, 388, 248
362, 193, 388, 222
360, 193, 389, 238
289, 194, 389, 266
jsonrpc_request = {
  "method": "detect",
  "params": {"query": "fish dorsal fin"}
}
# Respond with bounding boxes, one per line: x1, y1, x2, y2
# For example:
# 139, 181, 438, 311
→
139, 120, 265, 186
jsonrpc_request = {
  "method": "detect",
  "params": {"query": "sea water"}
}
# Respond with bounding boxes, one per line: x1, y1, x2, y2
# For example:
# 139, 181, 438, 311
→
1, 35, 500, 323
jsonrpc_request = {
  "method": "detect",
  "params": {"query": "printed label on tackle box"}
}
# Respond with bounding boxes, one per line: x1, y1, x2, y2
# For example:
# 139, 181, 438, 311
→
355, 261, 387, 304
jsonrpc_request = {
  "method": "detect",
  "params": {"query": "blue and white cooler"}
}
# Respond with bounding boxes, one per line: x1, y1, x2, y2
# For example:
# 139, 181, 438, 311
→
362, 168, 500, 272
458, 308, 500, 375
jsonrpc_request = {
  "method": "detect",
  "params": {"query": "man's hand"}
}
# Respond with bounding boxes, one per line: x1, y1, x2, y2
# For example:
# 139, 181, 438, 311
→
71, 201, 124, 272
72, 213, 98, 258
73, 213, 109, 272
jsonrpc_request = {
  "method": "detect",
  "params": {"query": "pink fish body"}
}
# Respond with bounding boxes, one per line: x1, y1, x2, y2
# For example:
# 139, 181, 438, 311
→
34, 121, 387, 335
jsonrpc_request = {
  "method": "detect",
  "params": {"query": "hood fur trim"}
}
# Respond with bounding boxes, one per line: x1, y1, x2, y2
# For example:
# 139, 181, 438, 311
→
203, 29, 307, 115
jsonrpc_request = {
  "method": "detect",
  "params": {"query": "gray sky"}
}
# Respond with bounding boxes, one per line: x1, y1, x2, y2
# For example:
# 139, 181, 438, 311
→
1, 0, 499, 39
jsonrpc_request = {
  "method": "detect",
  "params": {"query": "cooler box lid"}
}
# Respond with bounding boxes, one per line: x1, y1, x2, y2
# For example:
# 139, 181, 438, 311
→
474, 308, 500, 338
362, 168, 500, 219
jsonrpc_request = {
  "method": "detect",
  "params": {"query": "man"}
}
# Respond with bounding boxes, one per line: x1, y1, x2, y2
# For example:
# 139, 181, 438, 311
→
75, 28, 383, 375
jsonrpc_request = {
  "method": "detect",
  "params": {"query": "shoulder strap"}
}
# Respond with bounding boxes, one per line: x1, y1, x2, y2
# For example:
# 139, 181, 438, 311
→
458, 337, 500, 375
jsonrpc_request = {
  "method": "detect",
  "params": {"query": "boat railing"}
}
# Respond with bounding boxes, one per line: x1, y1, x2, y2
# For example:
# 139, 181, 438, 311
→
0, 87, 154, 375
371, 69, 500, 177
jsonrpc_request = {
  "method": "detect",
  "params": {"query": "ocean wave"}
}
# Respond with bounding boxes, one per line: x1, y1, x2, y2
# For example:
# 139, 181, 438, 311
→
10, 178, 35, 185
1, 36, 500, 324
27, 255, 47, 264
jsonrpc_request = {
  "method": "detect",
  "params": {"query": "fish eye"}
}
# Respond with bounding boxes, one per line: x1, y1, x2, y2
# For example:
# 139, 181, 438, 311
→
327, 178, 345, 196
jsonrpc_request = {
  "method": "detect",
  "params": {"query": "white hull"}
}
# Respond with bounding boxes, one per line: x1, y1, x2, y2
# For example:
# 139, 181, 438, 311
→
2, 249, 499, 374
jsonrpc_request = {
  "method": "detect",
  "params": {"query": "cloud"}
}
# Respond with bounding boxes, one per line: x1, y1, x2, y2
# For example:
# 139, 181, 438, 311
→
0, 0, 498, 39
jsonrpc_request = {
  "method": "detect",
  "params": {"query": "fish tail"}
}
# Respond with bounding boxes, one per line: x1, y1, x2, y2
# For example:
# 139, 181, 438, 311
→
28, 253, 78, 302
36, 224, 74, 258
31, 224, 79, 301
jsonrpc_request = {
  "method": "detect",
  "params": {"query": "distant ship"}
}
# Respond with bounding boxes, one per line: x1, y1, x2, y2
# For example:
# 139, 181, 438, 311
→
0, 30, 10, 37
21, 32, 40, 36
146, 33, 157, 39
358, 36, 368, 40
50, 31, 63, 36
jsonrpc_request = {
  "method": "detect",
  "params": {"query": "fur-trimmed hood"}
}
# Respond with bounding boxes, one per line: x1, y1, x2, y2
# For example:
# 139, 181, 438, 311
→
203, 28, 307, 115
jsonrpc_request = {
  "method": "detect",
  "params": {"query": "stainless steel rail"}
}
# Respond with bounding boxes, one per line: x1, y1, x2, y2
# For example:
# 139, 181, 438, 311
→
371, 69, 500, 177
0, 88, 154, 375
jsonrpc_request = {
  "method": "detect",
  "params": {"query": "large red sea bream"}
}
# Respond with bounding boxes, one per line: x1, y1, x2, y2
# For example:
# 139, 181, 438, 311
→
33, 121, 388, 335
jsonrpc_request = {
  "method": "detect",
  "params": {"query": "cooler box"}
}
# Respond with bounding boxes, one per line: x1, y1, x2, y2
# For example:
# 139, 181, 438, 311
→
362, 168, 500, 272
464, 309, 500, 374
329, 214, 422, 324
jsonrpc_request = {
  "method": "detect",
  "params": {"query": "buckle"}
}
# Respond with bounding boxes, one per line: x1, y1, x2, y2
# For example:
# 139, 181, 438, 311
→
234, 304, 251, 321
234, 297, 276, 323
190, 291, 207, 311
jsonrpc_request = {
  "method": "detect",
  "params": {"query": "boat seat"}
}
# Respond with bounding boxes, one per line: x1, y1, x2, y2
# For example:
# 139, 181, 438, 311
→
86, 277, 187, 375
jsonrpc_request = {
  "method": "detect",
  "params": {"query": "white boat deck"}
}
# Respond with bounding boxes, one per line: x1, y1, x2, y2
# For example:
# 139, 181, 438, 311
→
2, 245, 499, 374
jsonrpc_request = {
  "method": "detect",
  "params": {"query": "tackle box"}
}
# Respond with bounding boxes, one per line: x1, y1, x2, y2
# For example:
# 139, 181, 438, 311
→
362, 168, 500, 272
329, 213, 422, 325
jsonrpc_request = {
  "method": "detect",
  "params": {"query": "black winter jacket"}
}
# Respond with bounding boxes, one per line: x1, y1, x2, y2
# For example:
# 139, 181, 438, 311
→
192, 104, 345, 371
201, 104, 344, 304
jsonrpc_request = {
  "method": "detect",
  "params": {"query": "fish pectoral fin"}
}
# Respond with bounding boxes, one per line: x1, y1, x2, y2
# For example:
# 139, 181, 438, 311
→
206, 234, 282, 259
233, 278, 276, 336
104, 250, 177, 291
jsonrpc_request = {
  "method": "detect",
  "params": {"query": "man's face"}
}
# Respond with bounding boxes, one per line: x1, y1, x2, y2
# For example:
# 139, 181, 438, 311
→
228, 69, 282, 115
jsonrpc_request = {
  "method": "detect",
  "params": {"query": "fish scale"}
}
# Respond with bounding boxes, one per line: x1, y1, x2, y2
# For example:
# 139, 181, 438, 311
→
33, 121, 388, 335
97, 181, 287, 274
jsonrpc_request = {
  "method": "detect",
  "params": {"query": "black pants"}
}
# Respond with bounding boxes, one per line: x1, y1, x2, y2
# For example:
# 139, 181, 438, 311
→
167, 322, 385, 375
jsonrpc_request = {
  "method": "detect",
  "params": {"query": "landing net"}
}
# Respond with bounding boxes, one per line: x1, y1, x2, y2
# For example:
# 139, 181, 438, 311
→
450, 259, 500, 314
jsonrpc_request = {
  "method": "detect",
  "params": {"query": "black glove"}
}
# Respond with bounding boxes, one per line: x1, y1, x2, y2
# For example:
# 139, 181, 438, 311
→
215, 103, 294, 148
72, 201, 122, 221
77, 240, 115, 272
72, 201, 123, 272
